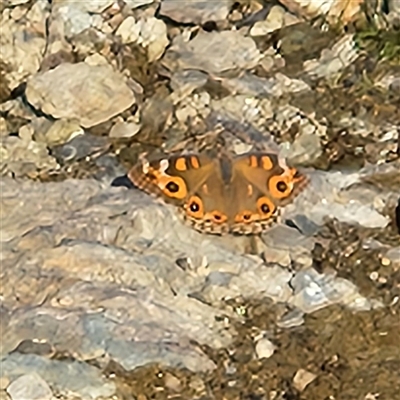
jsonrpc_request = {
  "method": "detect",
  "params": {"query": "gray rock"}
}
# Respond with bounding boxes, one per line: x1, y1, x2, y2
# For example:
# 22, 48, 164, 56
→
170, 70, 209, 102
290, 268, 382, 313
283, 131, 323, 166
2, 354, 115, 399
6, 373, 52, 400
163, 30, 262, 75
49, 0, 114, 38
25, 62, 136, 128
218, 72, 310, 97
159, 0, 230, 24
51, 133, 110, 164
0, 165, 395, 394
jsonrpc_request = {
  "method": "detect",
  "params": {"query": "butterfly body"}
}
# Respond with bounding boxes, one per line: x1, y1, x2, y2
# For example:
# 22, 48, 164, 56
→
128, 152, 308, 235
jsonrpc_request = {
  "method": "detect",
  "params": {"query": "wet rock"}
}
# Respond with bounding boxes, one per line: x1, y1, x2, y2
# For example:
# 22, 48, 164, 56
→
25, 62, 136, 128
163, 30, 262, 75
6, 373, 52, 400
159, 0, 230, 24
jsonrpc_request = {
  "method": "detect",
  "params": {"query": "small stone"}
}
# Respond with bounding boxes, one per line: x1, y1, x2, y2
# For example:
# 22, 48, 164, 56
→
254, 337, 275, 359
175, 105, 198, 123
369, 271, 379, 281
163, 372, 182, 392
292, 368, 317, 392
262, 247, 291, 267
6, 374, 52, 400
250, 6, 286, 35
136, 17, 169, 62
116, 16, 140, 43
109, 121, 141, 138
285, 132, 322, 166
36, 119, 83, 146
188, 376, 206, 393
381, 257, 391, 266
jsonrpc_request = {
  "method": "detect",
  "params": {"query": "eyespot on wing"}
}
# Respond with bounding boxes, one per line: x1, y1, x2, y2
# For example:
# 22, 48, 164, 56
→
268, 168, 304, 199
256, 196, 275, 218
185, 195, 205, 219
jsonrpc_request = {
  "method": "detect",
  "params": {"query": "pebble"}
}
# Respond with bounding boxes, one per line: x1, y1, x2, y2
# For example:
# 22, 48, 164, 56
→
109, 121, 141, 138
6, 374, 52, 400
255, 337, 276, 359
250, 5, 289, 35
163, 372, 182, 392
135, 17, 169, 62
34, 118, 83, 146
159, 0, 230, 24
292, 368, 317, 391
116, 16, 140, 43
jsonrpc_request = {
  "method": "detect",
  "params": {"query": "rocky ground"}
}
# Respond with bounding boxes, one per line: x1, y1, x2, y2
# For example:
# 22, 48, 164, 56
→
1, 0, 400, 399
